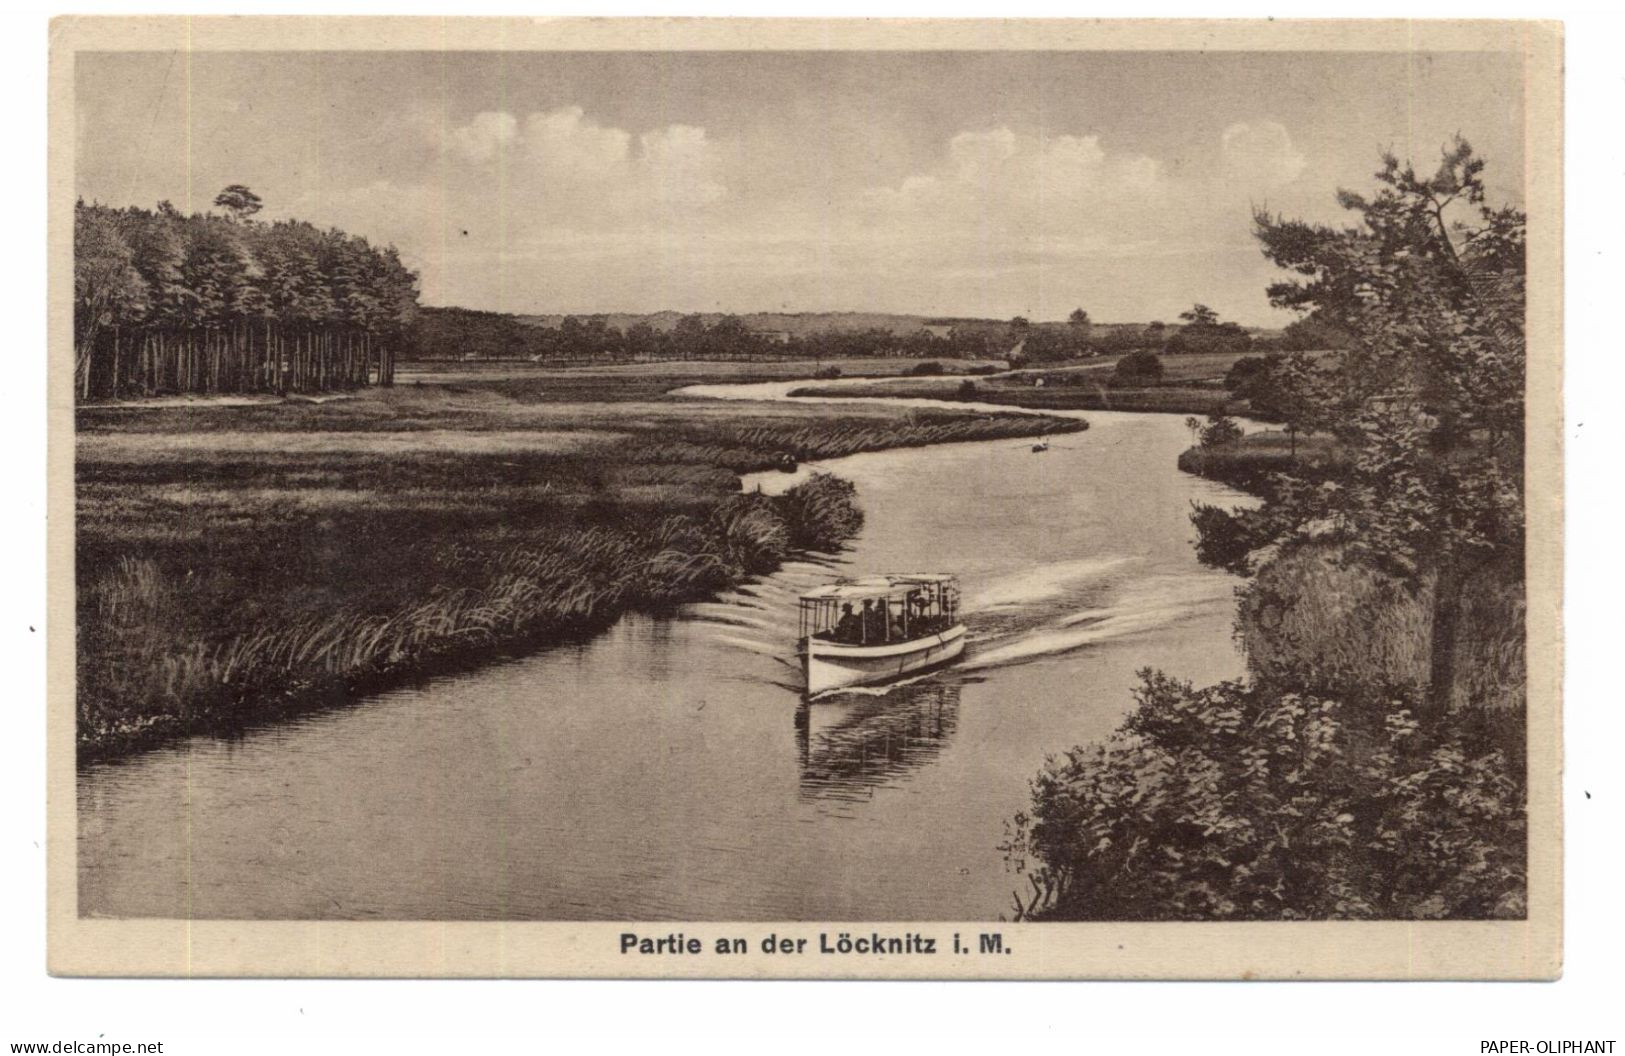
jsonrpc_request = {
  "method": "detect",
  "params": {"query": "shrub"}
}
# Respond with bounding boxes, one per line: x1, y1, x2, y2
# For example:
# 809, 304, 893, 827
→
1111, 350, 1163, 387
956, 379, 978, 399
774, 471, 864, 551
907, 360, 945, 376
812, 364, 843, 380
1199, 414, 1243, 448
1005, 670, 1526, 921
1223, 353, 1281, 394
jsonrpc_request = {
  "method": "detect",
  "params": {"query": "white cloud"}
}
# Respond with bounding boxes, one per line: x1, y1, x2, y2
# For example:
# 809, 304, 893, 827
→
321, 110, 1304, 320
853, 126, 1173, 270
437, 107, 726, 223
451, 111, 518, 163
640, 124, 727, 207
1220, 121, 1307, 187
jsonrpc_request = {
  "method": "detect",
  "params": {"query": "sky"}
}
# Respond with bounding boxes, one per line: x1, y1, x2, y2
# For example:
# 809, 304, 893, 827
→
76, 49, 1526, 325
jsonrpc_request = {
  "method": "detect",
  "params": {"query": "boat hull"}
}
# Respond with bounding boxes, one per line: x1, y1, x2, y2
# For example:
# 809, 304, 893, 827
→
802, 624, 967, 695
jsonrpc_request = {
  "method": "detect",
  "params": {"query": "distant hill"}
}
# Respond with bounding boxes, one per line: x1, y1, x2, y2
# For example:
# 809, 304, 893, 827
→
512, 311, 1001, 336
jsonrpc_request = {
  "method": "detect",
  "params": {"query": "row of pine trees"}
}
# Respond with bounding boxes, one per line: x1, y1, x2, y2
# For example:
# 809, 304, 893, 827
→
73, 186, 419, 401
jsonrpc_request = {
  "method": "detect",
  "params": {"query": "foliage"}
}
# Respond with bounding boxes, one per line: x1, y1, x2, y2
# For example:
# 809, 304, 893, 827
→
1166, 304, 1254, 356
1198, 413, 1243, 449
1111, 350, 1164, 387
1194, 138, 1526, 716
1021, 325, 1094, 363
1005, 671, 1526, 921
1223, 353, 1281, 396
775, 472, 865, 551
74, 191, 419, 400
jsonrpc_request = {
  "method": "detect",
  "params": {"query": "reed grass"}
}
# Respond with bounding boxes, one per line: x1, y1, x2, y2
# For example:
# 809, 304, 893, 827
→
76, 381, 1074, 759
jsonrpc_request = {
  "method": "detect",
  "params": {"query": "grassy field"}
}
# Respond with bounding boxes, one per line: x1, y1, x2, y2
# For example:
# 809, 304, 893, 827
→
76, 369, 1080, 759
786, 351, 1259, 416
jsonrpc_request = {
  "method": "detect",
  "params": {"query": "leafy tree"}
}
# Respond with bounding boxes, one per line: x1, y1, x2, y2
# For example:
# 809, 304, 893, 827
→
213, 184, 264, 222
1179, 303, 1220, 326
1199, 414, 1243, 449
1068, 307, 1091, 328
73, 205, 148, 398
1223, 353, 1280, 395
1111, 349, 1163, 387
1266, 351, 1324, 457
1199, 137, 1525, 719
72, 197, 419, 399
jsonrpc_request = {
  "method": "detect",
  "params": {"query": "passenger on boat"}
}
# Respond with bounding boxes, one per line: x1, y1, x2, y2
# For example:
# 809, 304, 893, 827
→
832, 603, 861, 643
861, 599, 885, 643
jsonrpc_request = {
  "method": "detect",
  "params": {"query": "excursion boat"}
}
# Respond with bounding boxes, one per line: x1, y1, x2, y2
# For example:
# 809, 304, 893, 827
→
796, 574, 967, 695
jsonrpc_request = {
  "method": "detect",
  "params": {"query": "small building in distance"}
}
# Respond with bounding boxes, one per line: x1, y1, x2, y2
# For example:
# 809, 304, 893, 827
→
751, 329, 792, 345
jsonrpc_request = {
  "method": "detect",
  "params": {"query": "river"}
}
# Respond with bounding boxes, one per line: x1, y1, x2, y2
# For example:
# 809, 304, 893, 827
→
77, 381, 1257, 921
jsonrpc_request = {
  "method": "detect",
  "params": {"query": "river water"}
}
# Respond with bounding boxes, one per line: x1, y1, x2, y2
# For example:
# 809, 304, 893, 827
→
77, 382, 1256, 921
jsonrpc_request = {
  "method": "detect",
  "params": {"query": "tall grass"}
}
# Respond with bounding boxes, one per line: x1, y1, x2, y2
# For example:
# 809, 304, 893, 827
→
1238, 541, 1525, 718
76, 453, 870, 758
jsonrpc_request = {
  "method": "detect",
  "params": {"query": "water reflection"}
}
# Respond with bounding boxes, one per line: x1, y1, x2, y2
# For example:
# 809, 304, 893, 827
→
796, 679, 962, 802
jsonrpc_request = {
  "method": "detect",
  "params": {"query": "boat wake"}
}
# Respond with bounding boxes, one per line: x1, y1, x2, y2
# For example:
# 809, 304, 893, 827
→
960, 573, 1235, 672
966, 556, 1140, 610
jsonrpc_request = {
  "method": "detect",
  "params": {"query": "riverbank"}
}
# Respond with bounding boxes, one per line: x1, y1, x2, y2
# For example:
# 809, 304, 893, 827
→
785, 351, 1258, 417
76, 370, 1081, 761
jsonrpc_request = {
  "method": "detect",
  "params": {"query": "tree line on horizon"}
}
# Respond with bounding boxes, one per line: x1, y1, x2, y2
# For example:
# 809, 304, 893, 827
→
407, 302, 1332, 366
73, 186, 420, 401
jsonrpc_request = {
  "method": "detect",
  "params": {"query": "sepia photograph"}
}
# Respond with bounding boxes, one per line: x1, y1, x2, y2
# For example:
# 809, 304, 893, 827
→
46, 16, 1562, 979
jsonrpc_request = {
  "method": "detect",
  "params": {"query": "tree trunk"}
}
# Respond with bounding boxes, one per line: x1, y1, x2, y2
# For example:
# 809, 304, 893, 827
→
1425, 562, 1463, 721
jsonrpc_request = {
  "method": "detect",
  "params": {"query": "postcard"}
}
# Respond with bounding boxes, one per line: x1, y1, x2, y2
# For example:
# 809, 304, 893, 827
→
48, 16, 1562, 978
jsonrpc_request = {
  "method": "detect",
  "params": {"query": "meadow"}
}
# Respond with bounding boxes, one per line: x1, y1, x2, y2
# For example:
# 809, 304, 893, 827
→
76, 367, 1080, 759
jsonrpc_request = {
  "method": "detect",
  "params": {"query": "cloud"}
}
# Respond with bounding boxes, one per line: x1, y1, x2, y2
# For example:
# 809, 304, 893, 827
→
311, 109, 1303, 320
1220, 121, 1307, 187
852, 126, 1174, 272
451, 111, 518, 163
437, 106, 726, 223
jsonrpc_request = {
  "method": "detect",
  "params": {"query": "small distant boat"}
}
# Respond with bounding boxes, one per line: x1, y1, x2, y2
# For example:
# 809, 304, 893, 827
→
796, 574, 967, 694
1031, 440, 1050, 452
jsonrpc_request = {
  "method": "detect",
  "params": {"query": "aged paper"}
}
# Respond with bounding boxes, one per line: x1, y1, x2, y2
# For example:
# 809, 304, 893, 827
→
49, 16, 1562, 978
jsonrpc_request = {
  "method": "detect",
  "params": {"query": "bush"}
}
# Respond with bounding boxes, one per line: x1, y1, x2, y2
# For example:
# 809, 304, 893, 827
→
1112, 350, 1163, 387
1005, 670, 1526, 921
774, 471, 864, 551
907, 360, 945, 376
1223, 353, 1281, 394
812, 364, 843, 380
1199, 414, 1243, 448
956, 379, 978, 399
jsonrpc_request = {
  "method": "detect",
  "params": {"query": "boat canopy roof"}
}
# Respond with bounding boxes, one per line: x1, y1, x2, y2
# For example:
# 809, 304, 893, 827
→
798, 573, 957, 603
